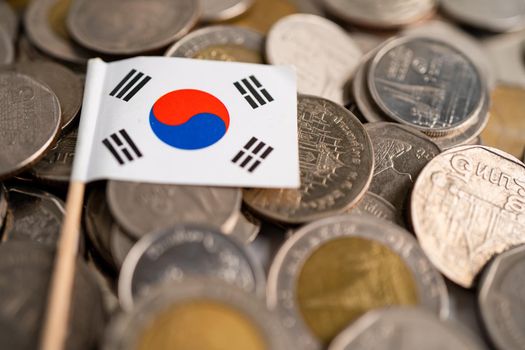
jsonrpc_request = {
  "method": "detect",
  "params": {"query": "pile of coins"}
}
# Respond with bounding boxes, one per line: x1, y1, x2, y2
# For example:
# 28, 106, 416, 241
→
2, 0, 525, 349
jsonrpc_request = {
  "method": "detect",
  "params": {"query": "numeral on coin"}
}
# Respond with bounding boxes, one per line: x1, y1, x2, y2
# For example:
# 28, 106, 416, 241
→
233, 75, 274, 109
232, 137, 273, 172
109, 69, 151, 102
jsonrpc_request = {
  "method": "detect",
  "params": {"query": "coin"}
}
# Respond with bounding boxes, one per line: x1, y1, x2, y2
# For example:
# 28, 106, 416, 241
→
321, 0, 436, 29
165, 25, 264, 63
352, 52, 386, 123
411, 145, 525, 288
110, 224, 135, 270
106, 181, 242, 239
478, 244, 525, 350
441, 0, 525, 33
0, 242, 105, 350
481, 85, 525, 159
243, 95, 374, 224
24, 0, 94, 64
31, 127, 76, 184
9, 62, 82, 130
329, 307, 484, 350
266, 14, 362, 104
0, 27, 14, 65
67, 0, 199, 55
105, 279, 292, 350
227, 208, 261, 244
226, 0, 298, 33
200, 0, 254, 22
346, 192, 401, 225
0, 0, 18, 41
118, 226, 265, 310
365, 122, 440, 213
267, 215, 449, 349
368, 37, 485, 136
0, 72, 61, 180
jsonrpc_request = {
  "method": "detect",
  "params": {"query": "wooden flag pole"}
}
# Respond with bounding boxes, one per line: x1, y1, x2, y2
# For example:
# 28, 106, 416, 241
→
40, 180, 86, 350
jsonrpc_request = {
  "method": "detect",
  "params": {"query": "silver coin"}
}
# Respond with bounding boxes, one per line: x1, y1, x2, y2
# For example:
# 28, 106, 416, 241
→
67, 0, 199, 55
266, 14, 362, 104
352, 52, 386, 123
411, 145, 525, 288
110, 224, 135, 270
365, 122, 441, 213
478, 244, 525, 350
0, 27, 13, 65
0, 72, 61, 180
0, 241, 105, 350
346, 192, 401, 225
118, 225, 265, 310
368, 37, 485, 136
24, 0, 94, 64
9, 62, 82, 130
321, 0, 436, 29
165, 25, 264, 63
0, 183, 7, 231
0, 0, 18, 41
106, 181, 242, 239
227, 208, 261, 244
441, 0, 525, 33
329, 307, 484, 350
243, 95, 374, 224
31, 127, 76, 184
106, 278, 292, 350
200, 0, 254, 22
267, 214, 449, 349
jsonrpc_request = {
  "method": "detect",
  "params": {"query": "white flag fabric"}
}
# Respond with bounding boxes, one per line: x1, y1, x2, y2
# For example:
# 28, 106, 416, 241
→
72, 57, 299, 188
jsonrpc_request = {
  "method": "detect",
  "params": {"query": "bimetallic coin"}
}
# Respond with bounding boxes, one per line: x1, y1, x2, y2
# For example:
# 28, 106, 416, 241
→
266, 14, 362, 104
267, 215, 449, 349
346, 192, 401, 225
321, 0, 436, 29
0, 0, 18, 41
200, 0, 254, 22
243, 95, 374, 224
226, 0, 298, 33
365, 122, 440, 213
479, 244, 525, 350
165, 25, 264, 63
0, 28, 13, 65
0, 72, 61, 180
105, 279, 292, 350
67, 0, 199, 55
0, 242, 105, 350
441, 0, 525, 33
31, 127, 76, 184
368, 37, 485, 136
411, 145, 525, 288
329, 307, 484, 350
107, 181, 242, 239
118, 226, 265, 310
24, 0, 93, 64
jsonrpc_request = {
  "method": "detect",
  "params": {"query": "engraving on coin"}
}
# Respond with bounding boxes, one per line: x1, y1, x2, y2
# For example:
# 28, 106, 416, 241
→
0, 72, 61, 180
200, 0, 254, 22
118, 226, 265, 310
267, 215, 449, 349
67, 0, 199, 55
479, 244, 525, 350
329, 307, 484, 350
365, 122, 440, 212
411, 145, 525, 287
266, 14, 362, 104
368, 37, 484, 135
243, 95, 374, 224
346, 192, 400, 225
165, 25, 264, 63
107, 181, 242, 239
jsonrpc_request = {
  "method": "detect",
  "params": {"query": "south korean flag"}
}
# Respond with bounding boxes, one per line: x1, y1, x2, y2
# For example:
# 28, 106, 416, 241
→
72, 57, 299, 188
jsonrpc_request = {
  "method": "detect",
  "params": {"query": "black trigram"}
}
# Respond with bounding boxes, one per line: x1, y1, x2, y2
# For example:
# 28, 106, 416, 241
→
234, 75, 274, 109
109, 69, 151, 102
102, 129, 143, 165
231, 137, 273, 173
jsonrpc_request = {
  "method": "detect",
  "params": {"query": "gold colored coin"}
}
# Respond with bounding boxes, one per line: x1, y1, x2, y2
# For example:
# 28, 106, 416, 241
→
194, 44, 262, 63
227, 0, 297, 33
296, 237, 419, 344
136, 300, 267, 350
48, 0, 71, 41
481, 85, 525, 159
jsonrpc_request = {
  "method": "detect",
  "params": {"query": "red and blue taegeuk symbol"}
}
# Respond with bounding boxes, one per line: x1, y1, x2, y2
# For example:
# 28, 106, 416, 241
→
149, 89, 230, 150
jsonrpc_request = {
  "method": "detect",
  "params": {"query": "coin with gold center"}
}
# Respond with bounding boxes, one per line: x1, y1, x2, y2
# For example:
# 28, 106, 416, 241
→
267, 215, 448, 349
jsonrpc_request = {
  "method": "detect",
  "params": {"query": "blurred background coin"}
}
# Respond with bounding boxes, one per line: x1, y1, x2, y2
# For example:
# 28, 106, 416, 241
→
67, 0, 199, 55
0, 28, 13, 65
118, 226, 265, 310
0, 72, 61, 180
227, 208, 261, 244
244, 95, 373, 224
346, 192, 401, 226
165, 25, 264, 63
227, 0, 298, 33
0, 0, 18, 41
200, 0, 254, 22
266, 14, 362, 104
